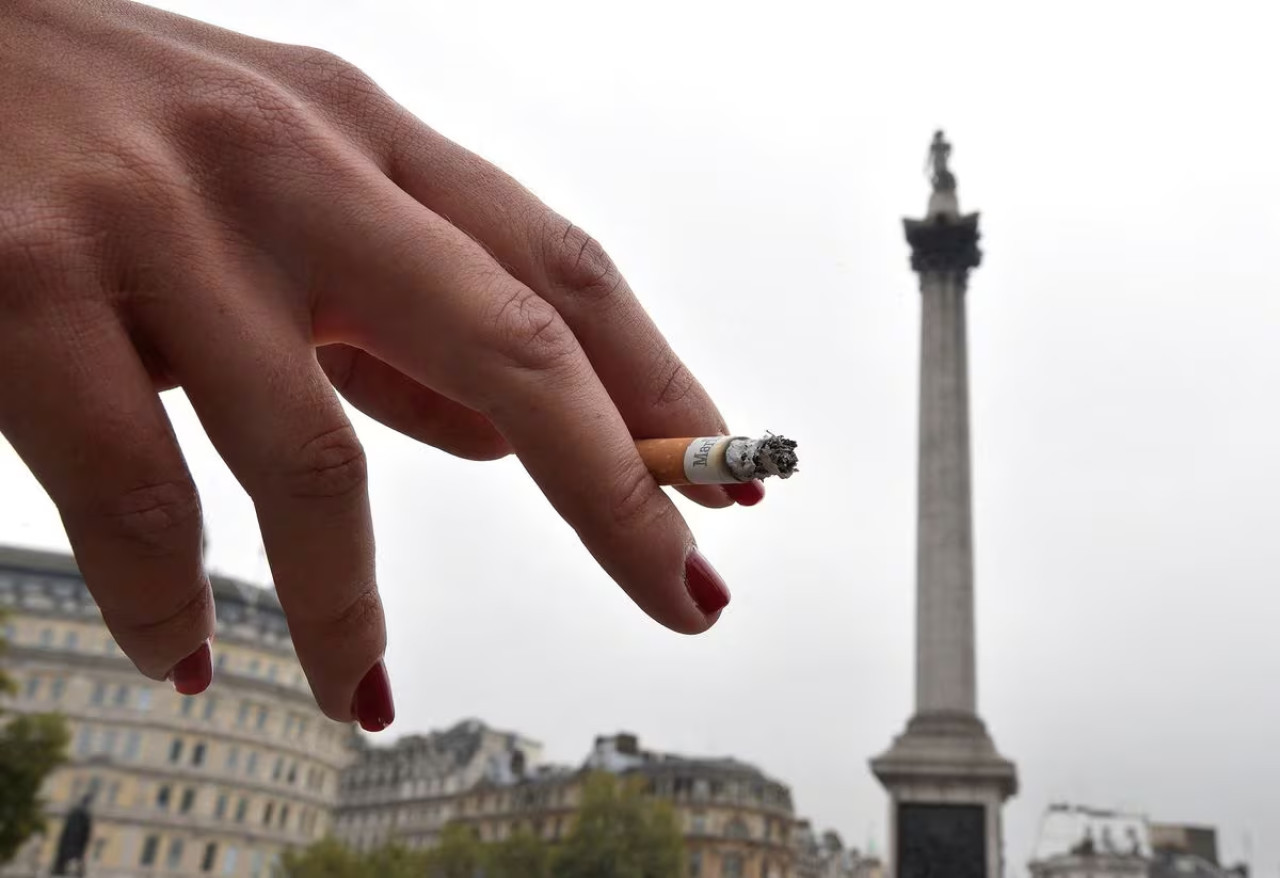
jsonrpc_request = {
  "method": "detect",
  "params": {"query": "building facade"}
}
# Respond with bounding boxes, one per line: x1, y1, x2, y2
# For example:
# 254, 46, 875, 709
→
333, 718, 542, 852
448, 732, 799, 878
0, 545, 354, 878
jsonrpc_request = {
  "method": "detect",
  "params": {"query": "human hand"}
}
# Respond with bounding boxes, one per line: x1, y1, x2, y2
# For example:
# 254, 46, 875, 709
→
0, 0, 760, 729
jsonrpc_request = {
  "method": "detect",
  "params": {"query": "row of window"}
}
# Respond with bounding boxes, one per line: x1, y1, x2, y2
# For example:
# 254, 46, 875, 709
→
151, 782, 322, 836
19, 671, 343, 752
70, 724, 331, 794
15, 622, 306, 688
136, 834, 274, 877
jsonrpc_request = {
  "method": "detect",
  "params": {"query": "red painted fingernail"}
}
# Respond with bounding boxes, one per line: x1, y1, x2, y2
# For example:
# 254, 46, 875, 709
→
168, 640, 212, 696
352, 660, 395, 733
685, 549, 731, 616
724, 481, 765, 507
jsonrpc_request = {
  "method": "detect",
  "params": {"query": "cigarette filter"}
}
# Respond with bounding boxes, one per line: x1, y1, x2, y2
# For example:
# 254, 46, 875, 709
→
636, 434, 798, 486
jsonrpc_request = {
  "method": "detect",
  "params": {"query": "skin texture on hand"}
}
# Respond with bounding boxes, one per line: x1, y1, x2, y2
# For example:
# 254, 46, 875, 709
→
0, 0, 756, 728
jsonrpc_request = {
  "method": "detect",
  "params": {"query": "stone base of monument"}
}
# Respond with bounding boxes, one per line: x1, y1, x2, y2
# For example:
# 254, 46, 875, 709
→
871, 712, 1017, 878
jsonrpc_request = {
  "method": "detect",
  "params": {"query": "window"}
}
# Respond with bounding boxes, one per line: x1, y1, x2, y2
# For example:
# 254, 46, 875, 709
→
726, 817, 749, 840
39, 628, 53, 647
192, 742, 207, 767
223, 847, 239, 875
181, 696, 195, 717
246, 751, 258, 777
690, 813, 707, 834
723, 854, 744, 878
248, 658, 260, 676
64, 629, 79, 649
50, 677, 65, 701
256, 705, 269, 730
235, 798, 248, 823
203, 696, 217, 721
113, 684, 129, 707
123, 731, 141, 761
262, 802, 275, 826
267, 664, 277, 682
279, 804, 290, 829
169, 738, 184, 764
688, 851, 702, 878
90, 681, 106, 705
287, 762, 298, 785
139, 835, 159, 866
237, 701, 250, 727
249, 851, 265, 878
201, 842, 218, 872
215, 794, 228, 820
100, 729, 118, 756
75, 726, 93, 756
156, 786, 172, 810
24, 676, 40, 699
106, 781, 121, 806
180, 788, 197, 814
136, 689, 152, 712
166, 838, 185, 870
91, 837, 107, 862
271, 757, 283, 781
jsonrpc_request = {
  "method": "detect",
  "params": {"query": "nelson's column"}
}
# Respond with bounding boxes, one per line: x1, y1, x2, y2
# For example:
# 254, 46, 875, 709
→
871, 131, 1018, 878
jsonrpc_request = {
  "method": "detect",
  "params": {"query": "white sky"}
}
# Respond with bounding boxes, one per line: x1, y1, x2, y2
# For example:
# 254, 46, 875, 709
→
3, 1, 1279, 874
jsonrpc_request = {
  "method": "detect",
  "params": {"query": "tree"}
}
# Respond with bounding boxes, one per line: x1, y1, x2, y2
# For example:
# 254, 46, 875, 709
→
278, 837, 370, 878
424, 823, 485, 878
487, 827, 550, 878
554, 772, 684, 878
0, 610, 71, 866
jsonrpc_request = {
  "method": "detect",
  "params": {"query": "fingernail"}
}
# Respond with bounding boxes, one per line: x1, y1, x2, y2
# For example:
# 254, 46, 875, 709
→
684, 548, 731, 616
352, 660, 395, 733
168, 640, 213, 696
724, 481, 765, 507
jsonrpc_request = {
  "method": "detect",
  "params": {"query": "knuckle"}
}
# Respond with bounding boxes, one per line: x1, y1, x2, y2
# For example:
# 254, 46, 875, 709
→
281, 424, 368, 501
486, 281, 582, 376
302, 581, 381, 636
286, 46, 382, 104
91, 480, 203, 556
544, 218, 625, 303
175, 68, 313, 153
651, 356, 700, 409
0, 201, 89, 301
607, 463, 664, 533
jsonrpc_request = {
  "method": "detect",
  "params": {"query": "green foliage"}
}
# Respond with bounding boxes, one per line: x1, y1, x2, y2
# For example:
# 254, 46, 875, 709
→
278, 837, 372, 878
1, 613, 71, 866
553, 772, 683, 878
424, 823, 485, 878
280, 771, 683, 878
488, 827, 551, 878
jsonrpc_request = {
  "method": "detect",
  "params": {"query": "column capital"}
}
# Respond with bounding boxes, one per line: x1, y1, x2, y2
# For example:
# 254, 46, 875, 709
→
904, 213, 982, 275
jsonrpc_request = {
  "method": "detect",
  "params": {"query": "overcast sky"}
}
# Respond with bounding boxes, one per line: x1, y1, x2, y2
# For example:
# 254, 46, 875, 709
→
3, 1, 1279, 874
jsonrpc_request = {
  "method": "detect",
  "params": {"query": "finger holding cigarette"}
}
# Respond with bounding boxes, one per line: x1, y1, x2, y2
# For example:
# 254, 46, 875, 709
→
637, 434, 799, 486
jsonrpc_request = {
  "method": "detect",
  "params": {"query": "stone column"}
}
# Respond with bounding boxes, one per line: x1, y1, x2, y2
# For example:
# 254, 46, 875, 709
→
870, 153, 1017, 878
916, 265, 976, 716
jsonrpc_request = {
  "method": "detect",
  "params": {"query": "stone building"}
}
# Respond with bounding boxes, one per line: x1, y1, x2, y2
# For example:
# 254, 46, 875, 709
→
791, 822, 884, 878
448, 732, 798, 878
1028, 805, 1247, 878
0, 544, 354, 878
333, 718, 541, 852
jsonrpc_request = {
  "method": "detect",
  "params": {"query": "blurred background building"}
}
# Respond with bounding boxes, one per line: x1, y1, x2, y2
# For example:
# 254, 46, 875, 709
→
1027, 804, 1248, 878
1, 543, 870, 878
0, 545, 353, 878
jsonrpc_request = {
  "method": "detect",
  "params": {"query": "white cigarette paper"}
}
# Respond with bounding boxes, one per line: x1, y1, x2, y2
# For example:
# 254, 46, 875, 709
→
636, 435, 799, 486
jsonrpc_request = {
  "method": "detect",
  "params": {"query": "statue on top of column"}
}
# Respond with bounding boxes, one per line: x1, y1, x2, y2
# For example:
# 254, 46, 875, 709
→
926, 130, 957, 194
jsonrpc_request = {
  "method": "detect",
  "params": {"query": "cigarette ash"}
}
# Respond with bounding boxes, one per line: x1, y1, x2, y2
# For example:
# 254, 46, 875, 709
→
751, 433, 798, 480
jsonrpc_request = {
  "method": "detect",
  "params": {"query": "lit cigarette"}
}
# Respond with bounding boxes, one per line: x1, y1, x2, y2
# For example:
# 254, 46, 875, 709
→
636, 435, 799, 486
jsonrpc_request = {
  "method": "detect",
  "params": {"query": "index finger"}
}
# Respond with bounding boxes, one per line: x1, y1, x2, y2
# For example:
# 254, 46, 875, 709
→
374, 116, 758, 508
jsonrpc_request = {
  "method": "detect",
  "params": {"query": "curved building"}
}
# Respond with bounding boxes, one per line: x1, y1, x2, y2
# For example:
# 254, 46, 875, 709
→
0, 545, 354, 878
